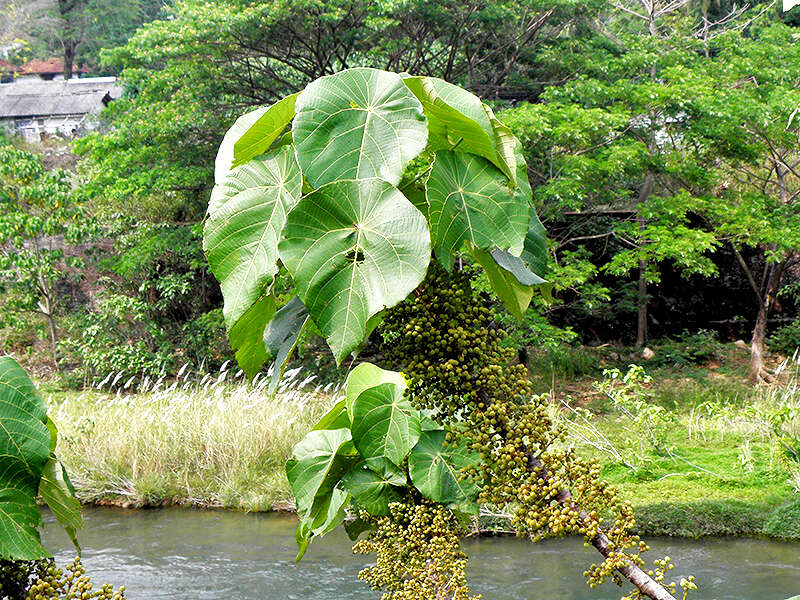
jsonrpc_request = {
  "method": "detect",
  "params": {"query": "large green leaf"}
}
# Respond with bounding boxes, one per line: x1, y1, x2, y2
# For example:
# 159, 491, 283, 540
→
342, 457, 404, 516
403, 76, 514, 182
264, 296, 310, 394
232, 94, 298, 170
228, 293, 276, 379
521, 208, 548, 277
293, 68, 428, 188
408, 430, 480, 513
39, 458, 83, 552
468, 244, 546, 321
214, 93, 298, 185
204, 147, 302, 331
509, 139, 548, 276
286, 428, 355, 516
0, 356, 50, 560
485, 103, 518, 185
287, 428, 355, 561
279, 178, 431, 363
345, 362, 406, 420
295, 485, 348, 562
426, 150, 528, 270
350, 382, 422, 465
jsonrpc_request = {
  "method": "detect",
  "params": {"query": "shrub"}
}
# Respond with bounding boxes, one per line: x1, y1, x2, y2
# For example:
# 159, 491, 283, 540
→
769, 318, 800, 355
59, 222, 232, 385
528, 344, 602, 379
649, 329, 721, 367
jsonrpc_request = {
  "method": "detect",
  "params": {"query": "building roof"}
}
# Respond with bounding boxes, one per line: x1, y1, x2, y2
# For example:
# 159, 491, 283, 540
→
0, 77, 123, 119
0, 59, 19, 73
20, 58, 90, 76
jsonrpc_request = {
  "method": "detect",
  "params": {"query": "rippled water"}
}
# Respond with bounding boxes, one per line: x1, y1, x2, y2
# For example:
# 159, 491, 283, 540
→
41, 507, 800, 600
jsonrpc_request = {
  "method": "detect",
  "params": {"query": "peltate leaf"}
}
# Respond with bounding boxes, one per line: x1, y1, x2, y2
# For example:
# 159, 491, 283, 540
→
293, 68, 427, 188
510, 140, 549, 277
350, 382, 421, 465
403, 76, 514, 181
484, 103, 518, 185
345, 362, 406, 421
232, 94, 298, 170
264, 296, 310, 394
214, 93, 298, 185
342, 457, 404, 516
288, 428, 355, 560
0, 356, 50, 560
279, 178, 431, 364
295, 485, 348, 562
287, 428, 355, 516
521, 208, 549, 278
426, 150, 528, 270
204, 147, 302, 331
228, 293, 276, 379
39, 458, 83, 552
408, 430, 480, 513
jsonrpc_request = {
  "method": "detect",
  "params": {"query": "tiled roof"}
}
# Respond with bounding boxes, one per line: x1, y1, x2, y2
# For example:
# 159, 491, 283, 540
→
20, 58, 90, 75
0, 59, 19, 73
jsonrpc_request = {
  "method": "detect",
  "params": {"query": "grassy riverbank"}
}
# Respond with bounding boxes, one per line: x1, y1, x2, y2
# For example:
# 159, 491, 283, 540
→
44, 350, 800, 540
48, 372, 335, 512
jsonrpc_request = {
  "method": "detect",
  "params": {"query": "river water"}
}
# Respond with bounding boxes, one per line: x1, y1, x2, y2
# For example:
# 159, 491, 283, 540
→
41, 507, 800, 600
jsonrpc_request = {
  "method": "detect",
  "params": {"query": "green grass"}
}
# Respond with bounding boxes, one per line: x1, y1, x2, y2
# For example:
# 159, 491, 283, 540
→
558, 366, 800, 538
48, 374, 338, 511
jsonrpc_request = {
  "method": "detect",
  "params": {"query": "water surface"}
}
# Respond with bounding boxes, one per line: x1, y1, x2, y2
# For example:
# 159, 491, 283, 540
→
42, 507, 800, 600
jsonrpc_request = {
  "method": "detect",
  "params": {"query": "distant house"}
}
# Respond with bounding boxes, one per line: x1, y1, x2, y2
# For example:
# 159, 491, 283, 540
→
18, 58, 91, 82
0, 76, 123, 142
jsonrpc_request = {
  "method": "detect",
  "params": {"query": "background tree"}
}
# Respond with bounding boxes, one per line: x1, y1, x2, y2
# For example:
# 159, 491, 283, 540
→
691, 23, 800, 379
0, 142, 98, 370
74, 0, 589, 221
16, 0, 167, 77
500, 1, 780, 349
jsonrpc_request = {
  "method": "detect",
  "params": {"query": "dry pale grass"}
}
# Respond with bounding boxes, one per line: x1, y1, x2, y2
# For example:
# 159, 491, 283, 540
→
48, 366, 341, 511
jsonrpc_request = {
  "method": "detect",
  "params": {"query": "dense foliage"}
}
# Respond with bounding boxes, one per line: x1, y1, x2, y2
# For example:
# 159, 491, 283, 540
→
0, 141, 98, 371
1, 1, 798, 397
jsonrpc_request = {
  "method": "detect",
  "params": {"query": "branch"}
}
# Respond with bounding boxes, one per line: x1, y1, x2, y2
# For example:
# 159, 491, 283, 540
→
527, 454, 678, 600
730, 242, 764, 307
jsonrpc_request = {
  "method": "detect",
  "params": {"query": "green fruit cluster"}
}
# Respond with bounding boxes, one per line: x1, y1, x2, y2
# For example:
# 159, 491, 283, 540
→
353, 500, 479, 600
0, 560, 51, 600
0, 558, 127, 600
375, 262, 684, 598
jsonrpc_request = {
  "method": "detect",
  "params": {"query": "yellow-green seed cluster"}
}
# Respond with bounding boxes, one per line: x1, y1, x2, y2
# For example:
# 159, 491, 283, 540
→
9, 558, 127, 600
372, 263, 691, 599
353, 501, 479, 600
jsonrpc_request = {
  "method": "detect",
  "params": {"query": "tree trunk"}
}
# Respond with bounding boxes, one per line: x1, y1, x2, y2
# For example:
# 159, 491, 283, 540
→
57, 0, 83, 79
635, 173, 654, 348
47, 313, 59, 372
748, 262, 783, 381
63, 40, 76, 79
636, 256, 648, 348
